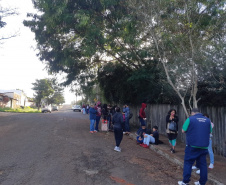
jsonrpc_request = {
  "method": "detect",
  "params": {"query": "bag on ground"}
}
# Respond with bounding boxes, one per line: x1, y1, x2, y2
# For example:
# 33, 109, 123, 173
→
101, 119, 108, 131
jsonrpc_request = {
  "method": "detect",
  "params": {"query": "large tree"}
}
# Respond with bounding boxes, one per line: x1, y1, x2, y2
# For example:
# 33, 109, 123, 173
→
32, 79, 54, 109
25, 0, 226, 114
127, 0, 226, 116
32, 78, 66, 108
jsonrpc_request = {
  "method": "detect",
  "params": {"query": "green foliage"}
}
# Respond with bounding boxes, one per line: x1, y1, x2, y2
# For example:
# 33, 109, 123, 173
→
0, 107, 41, 113
25, 0, 226, 107
32, 78, 65, 106
98, 61, 180, 104
197, 63, 226, 106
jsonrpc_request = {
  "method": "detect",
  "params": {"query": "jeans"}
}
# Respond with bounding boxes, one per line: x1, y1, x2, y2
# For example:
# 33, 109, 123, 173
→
83, 108, 86, 114
90, 119, 95, 131
143, 134, 155, 146
95, 116, 101, 131
208, 139, 214, 164
137, 118, 146, 135
183, 146, 208, 185
114, 127, 123, 147
125, 117, 130, 132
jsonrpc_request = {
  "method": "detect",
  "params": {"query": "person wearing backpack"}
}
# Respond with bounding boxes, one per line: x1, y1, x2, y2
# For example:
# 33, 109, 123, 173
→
166, 109, 179, 153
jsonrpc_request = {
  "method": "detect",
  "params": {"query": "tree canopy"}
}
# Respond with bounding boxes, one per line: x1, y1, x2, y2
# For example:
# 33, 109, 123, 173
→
32, 78, 65, 108
25, 0, 226, 112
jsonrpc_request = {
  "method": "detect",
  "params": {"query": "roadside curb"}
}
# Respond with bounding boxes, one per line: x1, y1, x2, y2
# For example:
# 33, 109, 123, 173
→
129, 133, 224, 185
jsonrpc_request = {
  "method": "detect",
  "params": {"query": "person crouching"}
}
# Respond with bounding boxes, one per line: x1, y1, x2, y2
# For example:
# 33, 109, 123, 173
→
140, 126, 159, 148
112, 107, 124, 152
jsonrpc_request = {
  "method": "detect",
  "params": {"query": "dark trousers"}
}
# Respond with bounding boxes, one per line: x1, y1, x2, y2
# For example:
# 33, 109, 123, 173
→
95, 116, 101, 131
114, 127, 123, 147
125, 117, 130, 132
183, 146, 208, 185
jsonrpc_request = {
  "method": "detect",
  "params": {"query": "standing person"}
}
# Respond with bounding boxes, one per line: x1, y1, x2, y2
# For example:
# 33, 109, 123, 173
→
86, 104, 90, 114
192, 113, 215, 174
102, 104, 109, 120
204, 114, 214, 169
94, 101, 102, 132
136, 103, 147, 136
82, 104, 86, 115
124, 104, 130, 135
112, 107, 124, 152
178, 108, 212, 185
89, 104, 97, 133
107, 104, 113, 131
166, 109, 179, 153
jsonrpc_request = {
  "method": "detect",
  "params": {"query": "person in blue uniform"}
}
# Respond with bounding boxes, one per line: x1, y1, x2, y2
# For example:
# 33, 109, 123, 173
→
178, 108, 212, 185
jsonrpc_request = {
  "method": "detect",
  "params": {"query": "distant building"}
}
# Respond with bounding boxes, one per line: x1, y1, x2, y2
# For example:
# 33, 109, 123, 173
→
0, 89, 33, 108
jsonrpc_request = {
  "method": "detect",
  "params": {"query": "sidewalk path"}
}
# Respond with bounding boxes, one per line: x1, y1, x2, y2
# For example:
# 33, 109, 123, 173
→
129, 133, 225, 185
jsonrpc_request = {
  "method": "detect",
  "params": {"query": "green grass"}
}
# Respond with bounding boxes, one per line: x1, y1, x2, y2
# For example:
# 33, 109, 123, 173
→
0, 107, 41, 113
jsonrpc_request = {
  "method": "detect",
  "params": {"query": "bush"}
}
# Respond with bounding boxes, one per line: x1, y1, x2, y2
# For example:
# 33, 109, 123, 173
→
0, 107, 41, 113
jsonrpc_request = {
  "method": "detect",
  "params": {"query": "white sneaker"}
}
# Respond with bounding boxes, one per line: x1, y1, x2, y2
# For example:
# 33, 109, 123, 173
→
178, 181, 187, 185
194, 181, 201, 185
192, 166, 198, 170
114, 146, 121, 152
208, 163, 214, 169
196, 169, 200, 174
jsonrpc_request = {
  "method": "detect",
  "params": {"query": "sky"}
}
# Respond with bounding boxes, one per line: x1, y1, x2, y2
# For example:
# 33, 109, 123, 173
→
0, 0, 77, 104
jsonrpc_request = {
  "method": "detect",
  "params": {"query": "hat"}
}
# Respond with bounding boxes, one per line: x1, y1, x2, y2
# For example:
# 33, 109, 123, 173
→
191, 108, 199, 113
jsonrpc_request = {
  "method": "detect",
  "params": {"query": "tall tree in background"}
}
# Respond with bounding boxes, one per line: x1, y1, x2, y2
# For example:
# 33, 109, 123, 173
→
32, 78, 65, 108
128, 0, 226, 116
32, 79, 54, 109
47, 78, 65, 105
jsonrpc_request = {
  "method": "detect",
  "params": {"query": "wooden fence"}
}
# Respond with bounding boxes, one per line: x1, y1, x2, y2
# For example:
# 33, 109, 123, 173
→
129, 104, 226, 157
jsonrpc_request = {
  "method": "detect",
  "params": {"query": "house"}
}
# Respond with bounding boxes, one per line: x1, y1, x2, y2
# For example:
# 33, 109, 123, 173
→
0, 90, 28, 109
0, 93, 12, 108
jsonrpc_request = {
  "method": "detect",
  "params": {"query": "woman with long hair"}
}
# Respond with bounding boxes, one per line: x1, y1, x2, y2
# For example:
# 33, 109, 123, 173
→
166, 109, 179, 153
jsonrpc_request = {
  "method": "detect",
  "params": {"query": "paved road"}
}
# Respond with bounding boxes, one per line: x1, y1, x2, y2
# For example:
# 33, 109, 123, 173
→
0, 105, 184, 185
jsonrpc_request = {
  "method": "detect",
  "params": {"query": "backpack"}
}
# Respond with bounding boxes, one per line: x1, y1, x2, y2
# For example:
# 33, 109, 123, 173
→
168, 121, 177, 132
129, 112, 133, 119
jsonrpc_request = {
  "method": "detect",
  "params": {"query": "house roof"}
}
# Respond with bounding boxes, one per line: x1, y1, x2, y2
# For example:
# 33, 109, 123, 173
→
0, 89, 27, 96
0, 93, 16, 100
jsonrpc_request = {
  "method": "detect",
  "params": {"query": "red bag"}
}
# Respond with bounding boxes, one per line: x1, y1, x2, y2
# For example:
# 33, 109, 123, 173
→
101, 119, 108, 131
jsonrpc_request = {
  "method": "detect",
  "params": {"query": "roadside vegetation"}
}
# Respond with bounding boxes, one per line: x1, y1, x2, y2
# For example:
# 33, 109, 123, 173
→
0, 107, 41, 113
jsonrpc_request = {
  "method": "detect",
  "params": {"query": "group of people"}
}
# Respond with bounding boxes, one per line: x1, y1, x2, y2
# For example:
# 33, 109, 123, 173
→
82, 104, 90, 114
86, 102, 131, 152
87, 102, 159, 152
85, 102, 214, 185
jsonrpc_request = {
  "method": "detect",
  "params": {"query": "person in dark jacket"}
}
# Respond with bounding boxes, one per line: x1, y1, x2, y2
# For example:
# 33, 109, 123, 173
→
102, 104, 109, 120
94, 101, 102, 132
136, 103, 147, 136
166, 109, 179, 153
89, 104, 97, 133
112, 107, 124, 152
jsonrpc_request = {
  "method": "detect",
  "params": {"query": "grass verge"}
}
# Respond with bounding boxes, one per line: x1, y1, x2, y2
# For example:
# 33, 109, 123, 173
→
0, 107, 41, 113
